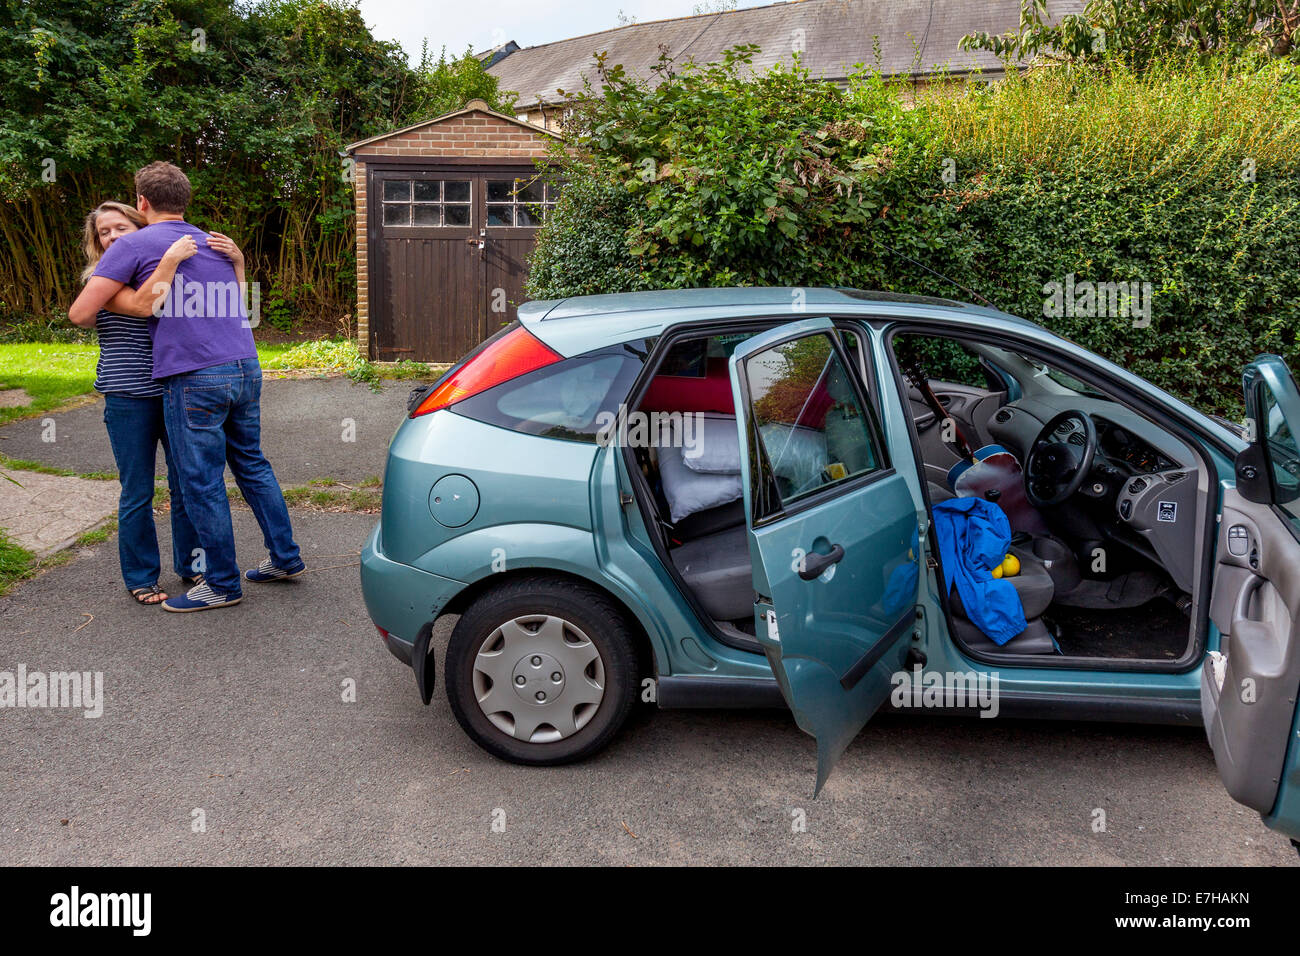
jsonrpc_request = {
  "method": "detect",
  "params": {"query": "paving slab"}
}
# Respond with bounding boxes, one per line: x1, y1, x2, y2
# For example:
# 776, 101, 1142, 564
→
0, 388, 30, 409
0, 470, 119, 556
0, 376, 416, 485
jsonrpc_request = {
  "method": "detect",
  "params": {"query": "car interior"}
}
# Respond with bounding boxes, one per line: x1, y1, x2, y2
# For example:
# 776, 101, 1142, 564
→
891, 331, 1208, 664
625, 331, 759, 647
624, 323, 1211, 667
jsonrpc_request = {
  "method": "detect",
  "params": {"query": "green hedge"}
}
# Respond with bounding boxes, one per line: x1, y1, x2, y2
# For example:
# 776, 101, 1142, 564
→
526, 50, 1300, 416
1, 0, 511, 327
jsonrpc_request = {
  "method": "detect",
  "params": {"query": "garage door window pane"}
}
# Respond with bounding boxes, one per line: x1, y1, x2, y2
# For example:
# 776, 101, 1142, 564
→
485, 177, 556, 227
382, 179, 472, 228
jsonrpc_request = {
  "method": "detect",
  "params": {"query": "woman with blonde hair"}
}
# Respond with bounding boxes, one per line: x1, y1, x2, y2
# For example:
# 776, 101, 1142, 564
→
70, 200, 244, 604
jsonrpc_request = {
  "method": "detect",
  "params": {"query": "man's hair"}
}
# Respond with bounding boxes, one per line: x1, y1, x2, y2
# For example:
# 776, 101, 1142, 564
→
134, 161, 191, 214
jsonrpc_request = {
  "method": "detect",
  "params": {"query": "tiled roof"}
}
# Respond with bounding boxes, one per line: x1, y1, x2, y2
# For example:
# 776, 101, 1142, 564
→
490, 0, 1085, 107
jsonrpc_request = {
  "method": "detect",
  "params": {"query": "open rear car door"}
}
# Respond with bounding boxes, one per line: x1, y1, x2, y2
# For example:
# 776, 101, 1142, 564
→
728, 318, 921, 794
1204, 354, 1300, 844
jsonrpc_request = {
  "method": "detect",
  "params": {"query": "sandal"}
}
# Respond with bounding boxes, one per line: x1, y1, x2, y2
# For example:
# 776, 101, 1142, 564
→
129, 584, 169, 605
180, 574, 204, 587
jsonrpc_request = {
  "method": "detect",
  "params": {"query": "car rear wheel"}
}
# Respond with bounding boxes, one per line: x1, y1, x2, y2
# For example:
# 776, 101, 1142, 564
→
445, 578, 639, 765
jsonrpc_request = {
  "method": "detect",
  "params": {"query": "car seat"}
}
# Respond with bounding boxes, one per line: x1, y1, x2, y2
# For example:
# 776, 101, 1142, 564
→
947, 544, 1058, 655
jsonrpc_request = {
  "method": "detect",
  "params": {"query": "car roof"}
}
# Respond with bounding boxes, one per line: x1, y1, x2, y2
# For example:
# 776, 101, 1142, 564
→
518, 286, 1039, 355
511, 286, 1244, 457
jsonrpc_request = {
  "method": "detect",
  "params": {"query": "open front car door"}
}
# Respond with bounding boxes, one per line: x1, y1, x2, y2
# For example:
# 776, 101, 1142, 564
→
1204, 354, 1300, 844
728, 318, 921, 795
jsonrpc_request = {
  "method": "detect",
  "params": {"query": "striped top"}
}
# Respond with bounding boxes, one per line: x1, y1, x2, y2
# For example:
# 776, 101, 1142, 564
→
93, 310, 162, 397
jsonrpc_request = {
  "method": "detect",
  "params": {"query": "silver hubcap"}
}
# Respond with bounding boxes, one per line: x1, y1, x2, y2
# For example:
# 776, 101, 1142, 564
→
473, 614, 605, 743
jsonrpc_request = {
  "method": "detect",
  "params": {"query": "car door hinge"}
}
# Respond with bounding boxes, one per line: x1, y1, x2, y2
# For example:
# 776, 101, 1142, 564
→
619, 492, 634, 506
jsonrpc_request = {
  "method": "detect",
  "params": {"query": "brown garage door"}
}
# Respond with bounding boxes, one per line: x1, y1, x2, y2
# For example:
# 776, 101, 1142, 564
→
369, 164, 557, 362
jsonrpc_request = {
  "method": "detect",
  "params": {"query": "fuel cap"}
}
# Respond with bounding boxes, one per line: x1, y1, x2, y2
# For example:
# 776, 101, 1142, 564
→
428, 474, 479, 528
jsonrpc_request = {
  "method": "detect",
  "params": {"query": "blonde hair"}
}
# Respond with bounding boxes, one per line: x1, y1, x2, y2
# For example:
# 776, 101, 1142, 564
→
81, 201, 146, 282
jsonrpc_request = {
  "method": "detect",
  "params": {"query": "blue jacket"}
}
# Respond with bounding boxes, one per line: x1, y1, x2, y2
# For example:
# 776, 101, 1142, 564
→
931, 497, 1027, 645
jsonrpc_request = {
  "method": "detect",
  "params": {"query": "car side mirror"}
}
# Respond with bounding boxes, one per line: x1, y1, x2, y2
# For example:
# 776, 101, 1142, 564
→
1234, 442, 1274, 505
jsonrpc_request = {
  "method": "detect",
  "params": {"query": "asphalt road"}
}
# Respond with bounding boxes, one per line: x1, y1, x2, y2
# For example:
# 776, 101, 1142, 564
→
0, 376, 412, 485
0, 508, 1295, 866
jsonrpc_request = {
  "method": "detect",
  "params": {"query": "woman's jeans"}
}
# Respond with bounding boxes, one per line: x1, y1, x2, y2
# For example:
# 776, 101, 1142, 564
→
161, 359, 301, 596
102, 393, 203, 590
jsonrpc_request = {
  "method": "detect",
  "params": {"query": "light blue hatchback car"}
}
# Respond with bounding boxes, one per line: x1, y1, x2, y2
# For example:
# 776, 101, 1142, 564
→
360, 288, 1300, 844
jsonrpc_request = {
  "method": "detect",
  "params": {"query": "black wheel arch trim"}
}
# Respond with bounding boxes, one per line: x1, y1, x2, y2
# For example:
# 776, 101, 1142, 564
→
411, 622, 435, 705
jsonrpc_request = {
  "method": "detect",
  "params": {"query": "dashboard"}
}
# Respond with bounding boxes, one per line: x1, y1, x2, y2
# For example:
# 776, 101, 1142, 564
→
1095, 417, 1178, 474
986, 397, 1199, 592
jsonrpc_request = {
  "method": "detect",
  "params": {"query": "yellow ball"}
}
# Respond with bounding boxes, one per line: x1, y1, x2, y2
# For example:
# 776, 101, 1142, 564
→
1002, 554, 1021, 577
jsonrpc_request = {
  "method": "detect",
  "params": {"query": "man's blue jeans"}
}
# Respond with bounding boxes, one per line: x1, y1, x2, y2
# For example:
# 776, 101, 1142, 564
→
161, 359, 301, 596
102, 392, 202, 590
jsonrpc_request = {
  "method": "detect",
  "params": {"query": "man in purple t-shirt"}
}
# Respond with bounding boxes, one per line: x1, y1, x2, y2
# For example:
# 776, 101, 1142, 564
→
74, 161, 304, 611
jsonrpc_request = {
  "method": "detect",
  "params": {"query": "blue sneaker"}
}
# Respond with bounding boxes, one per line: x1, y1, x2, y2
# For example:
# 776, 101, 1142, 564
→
161, 581, 242, 613
244, 557, 306, 583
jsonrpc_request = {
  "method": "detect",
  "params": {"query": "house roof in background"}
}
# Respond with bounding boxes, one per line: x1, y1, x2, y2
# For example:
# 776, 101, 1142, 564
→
345, 98, 559, 153
489, 0, 1085, 108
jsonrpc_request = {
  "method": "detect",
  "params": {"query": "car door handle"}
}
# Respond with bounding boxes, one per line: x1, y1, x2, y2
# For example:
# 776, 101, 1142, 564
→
1231, 573, 1265, 630
798, 544, 845, 580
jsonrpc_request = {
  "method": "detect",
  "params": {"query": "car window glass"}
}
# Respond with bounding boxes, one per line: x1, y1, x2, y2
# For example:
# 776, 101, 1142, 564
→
452, 347, 644, 443
743, 332, 882, 507
1260, 386, 1300, 526
496, 355, 624, 427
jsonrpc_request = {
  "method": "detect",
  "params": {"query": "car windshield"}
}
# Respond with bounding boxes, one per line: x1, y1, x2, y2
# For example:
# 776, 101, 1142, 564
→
1027, 361, 1106, 398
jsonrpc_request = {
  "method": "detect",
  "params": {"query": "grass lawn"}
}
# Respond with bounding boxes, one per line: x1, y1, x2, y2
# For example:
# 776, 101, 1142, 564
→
0, 342, 295, 426
0, 527, 33, 596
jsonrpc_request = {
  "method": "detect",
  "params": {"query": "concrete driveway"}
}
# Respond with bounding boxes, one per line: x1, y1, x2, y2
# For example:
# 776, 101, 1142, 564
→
0, 508, 1294, 866
0, 377, 412, 485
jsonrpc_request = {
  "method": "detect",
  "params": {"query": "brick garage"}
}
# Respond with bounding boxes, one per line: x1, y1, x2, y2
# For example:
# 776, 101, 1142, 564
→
346, 100, 561, 362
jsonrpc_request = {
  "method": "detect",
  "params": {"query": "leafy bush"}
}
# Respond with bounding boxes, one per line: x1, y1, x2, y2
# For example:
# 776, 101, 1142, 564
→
0, 316, 95, 344
1, 0, 513, 326
262, 338, 369, 371
961, 0, 1300, 69
527, 50, 1300, 415
262, 337, 436, 389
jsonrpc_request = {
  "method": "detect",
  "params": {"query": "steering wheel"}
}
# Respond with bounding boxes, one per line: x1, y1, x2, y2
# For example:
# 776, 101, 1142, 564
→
1024, 409, 1098, 508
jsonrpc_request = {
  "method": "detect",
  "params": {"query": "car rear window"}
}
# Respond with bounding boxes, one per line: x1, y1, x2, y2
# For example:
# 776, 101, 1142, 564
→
451, 341, 649, 443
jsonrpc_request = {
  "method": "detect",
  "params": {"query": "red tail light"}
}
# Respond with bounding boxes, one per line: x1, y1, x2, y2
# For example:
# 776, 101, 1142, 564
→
410, 326, 561, 418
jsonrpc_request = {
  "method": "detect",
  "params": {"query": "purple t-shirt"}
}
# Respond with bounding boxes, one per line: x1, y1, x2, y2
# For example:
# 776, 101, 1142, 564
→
93, 220, 256, 379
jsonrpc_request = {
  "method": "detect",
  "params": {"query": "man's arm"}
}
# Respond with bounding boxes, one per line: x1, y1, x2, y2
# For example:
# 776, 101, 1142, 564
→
69, 276, 125, 327
104, 235, 198, 318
